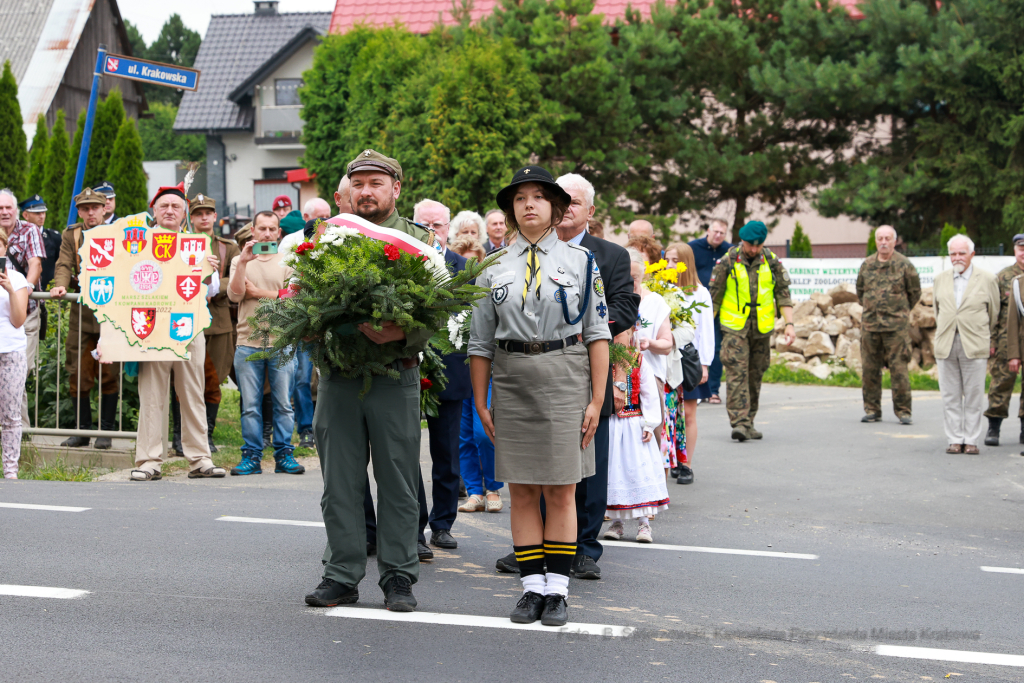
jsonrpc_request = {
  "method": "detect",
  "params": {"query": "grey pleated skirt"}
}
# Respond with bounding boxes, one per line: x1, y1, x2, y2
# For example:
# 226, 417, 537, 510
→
491, 343, 595, 485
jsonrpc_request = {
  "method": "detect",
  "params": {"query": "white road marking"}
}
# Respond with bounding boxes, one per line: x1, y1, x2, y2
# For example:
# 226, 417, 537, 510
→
875, 644, 1024, 667
0, 502, 89, 512
601, 540, 818, 560
326, 606, 634, 636
981, 566, 1024, 575
0, 584, 90, 599
218, 516, 324, 528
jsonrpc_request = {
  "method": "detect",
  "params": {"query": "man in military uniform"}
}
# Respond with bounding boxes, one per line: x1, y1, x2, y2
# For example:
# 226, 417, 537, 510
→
709, 220, 795, 441
984, 234, 1024, 445
94, 181, 117, 224
191, 194, 240, 452
19, 194, 46, 229
856, 225, 921, 425
49, 188, 121, 448
304, 150, 431, 613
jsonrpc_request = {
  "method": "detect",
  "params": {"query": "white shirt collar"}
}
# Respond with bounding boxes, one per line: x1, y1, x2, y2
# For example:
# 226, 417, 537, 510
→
954, 264, 973, 280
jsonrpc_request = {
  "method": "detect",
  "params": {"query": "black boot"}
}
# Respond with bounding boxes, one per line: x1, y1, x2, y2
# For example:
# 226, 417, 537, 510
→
262, 393, 273, 450
206, 402, 219, 453
1020, 418, 1024, 445
171, 396, 184, 457
60, 396, 91, 447
94, 394, 118, 450
985, 417, 1002, 447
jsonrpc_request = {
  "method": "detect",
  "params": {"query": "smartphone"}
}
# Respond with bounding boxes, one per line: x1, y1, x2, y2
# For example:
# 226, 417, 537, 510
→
0, 256, 7, 272
253, 242, 278, 255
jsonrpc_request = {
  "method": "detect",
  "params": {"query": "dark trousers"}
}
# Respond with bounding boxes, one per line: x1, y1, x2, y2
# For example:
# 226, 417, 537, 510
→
575, 415, 610, 561
708, 317, 724, 396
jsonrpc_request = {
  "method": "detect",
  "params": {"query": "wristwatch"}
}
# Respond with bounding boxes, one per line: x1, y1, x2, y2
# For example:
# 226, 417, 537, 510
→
613, 381, 627, 391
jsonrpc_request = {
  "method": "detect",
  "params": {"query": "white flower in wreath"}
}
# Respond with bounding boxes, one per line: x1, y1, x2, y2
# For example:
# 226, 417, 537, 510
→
421, 247, 450, 282
447, 310, 468, 350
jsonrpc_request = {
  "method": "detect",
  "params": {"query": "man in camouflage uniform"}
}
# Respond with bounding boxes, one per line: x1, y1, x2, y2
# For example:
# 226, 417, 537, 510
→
710, 221, 795, 441
856, 225, 921, 425
984, 235, 1024, 445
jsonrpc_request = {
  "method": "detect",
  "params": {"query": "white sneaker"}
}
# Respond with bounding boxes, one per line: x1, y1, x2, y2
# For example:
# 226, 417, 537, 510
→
636, 521, 653, 543
603, 520, 624, 540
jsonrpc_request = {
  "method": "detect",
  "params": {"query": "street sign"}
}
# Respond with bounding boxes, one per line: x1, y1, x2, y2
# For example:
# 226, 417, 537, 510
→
100, 53, 200, 91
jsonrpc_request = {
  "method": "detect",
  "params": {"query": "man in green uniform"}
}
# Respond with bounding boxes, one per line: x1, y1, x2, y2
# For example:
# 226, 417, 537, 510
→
710, 220, 794, 441
856, 225, 921, 425
49, 187, 121, 449
984, 235, 1024, 445
304, 150, 431, 613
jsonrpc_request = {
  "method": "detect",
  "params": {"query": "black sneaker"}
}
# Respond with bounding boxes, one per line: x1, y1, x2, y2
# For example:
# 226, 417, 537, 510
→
495, 551, 519, 573
431, 529, 458, 549
383, 575, 417, 612
571, 554, 601, 580
541, 594, 568, 626
510, 591, 545, 624
417, 542, 434, 561
676, 465, 694, 485
304, 578, 358, 607
298, 431, 316, 449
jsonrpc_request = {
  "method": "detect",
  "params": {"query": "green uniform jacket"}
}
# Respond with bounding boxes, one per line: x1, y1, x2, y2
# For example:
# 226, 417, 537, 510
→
51, 223, 100, 334
378, 209, 433, 355
709, 246, 793, 338
993, 263, 1024, 352
206, 235, 242, 336
856, 252, 921, 332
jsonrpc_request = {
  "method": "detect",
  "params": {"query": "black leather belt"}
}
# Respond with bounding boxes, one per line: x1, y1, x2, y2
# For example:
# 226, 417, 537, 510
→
497, 336, 581, 355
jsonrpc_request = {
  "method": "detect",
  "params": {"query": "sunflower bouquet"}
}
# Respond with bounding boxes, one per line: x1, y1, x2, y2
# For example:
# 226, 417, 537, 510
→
643, 259, 703, 327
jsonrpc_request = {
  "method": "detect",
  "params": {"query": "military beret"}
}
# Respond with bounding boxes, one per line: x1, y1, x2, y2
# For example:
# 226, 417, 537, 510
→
19, 194, 47, 212
739, 220, 768, 245
271, 194, 292, 210
189, 193, 216, 214
347, 149, 403, 182
73, 187, 106, 208
93, 181, 116, 198
279, 209, 306, 235
150, 182, 186, 208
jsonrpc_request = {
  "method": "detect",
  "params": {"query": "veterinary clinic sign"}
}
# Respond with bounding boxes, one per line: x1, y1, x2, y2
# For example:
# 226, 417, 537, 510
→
78, 213, 214, 358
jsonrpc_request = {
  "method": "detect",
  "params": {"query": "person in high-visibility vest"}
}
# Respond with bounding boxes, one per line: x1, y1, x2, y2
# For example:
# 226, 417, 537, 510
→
709, 221, 795, 441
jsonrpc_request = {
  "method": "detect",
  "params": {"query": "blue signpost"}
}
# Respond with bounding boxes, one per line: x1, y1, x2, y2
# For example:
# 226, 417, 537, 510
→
66, 47, 201, 225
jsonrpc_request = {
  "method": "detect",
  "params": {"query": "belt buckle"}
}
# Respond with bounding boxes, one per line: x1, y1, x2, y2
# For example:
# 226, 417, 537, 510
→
530, 342, 541, 354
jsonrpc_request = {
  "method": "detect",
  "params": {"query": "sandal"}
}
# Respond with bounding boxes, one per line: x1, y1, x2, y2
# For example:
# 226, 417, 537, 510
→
946, 444, 963, 454
708, 394, 722, 405
963, 444, 980, 455
458, 494, 485, 513
188, 466, 227, 478
130, 469, 162, 481
485, 491, 503, 513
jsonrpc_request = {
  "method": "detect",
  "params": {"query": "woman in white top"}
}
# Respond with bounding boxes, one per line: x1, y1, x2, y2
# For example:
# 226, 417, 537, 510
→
625, 249, 673, 443
665, 242, 714, 485
0, 231, 31, 478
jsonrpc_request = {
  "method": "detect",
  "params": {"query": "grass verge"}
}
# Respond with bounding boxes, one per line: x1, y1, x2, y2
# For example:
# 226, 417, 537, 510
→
18, 458, 104, 482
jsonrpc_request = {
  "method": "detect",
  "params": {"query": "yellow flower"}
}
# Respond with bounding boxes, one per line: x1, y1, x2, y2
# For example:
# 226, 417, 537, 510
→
676, 262, 687, 272
656, 267, 679, 283
645, 259, 667, 274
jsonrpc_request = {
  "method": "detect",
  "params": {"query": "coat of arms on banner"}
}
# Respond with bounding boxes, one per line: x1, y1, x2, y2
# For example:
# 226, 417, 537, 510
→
87, 238, 115, 270
123, 226, 147, 255
169, 313, 193, 341
129, 260, 163, 294
179, 237, 206, 269
176, 275, 200, 301
152, 232, 178, 262
89, 276, 114, 305
131, 307, 156, 339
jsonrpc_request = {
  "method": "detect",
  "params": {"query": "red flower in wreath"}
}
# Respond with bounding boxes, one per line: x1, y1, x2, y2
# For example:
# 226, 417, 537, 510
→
420, 378, 433, 391
295, 241, 315, 255
384, 244, 401, 261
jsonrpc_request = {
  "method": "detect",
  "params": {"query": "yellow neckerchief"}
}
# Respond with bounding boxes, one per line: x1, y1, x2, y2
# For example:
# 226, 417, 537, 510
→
520, 227, 551, 310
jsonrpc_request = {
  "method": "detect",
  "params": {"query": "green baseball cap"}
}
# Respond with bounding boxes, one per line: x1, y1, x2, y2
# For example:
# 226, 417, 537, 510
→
347, 149, 403, 182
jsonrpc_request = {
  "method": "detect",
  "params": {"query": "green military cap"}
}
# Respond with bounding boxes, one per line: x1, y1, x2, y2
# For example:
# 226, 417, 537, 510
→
347, 149, 403, 182
234, 223, 253, 249
739, 220, 768, 245
189, 193, 216, 214
73, 187, 106, 208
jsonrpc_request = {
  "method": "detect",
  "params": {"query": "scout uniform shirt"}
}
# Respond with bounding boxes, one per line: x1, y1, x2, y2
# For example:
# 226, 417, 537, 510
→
856, 251, 922, 332
469, 229, 612, 358
709, 246, 793, 338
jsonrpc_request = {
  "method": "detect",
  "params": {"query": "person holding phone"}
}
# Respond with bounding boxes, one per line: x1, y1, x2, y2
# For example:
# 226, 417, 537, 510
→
0, 231, 31, 478
469, 166, 610, 627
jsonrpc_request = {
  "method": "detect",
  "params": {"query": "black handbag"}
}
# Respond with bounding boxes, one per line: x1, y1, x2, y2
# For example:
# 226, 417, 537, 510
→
680, 343, 702, 392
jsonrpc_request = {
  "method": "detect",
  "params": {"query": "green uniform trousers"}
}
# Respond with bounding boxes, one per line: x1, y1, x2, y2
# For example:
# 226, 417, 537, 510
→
720, 330, 772, 429
314, 366, 421, 590
861, 329, 912, 419
985, 352, 1024, 419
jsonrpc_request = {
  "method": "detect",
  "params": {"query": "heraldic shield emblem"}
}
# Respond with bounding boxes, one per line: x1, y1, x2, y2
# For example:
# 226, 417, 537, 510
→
88, 238, 115, 270
179, 237, 206, 268
89, 276, 114, 306
152, 232, 178, 262
123, 226, 147, 255
169, 313, 193, 342
176, 275, 200, 302
131, 307, 156, 340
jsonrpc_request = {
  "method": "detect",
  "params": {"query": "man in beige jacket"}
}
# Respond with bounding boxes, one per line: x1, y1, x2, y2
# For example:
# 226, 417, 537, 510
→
933, 234, 1000, 454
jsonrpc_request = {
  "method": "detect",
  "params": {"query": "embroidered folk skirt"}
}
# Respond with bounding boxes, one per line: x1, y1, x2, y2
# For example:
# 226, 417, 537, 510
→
491, 343, 594, 485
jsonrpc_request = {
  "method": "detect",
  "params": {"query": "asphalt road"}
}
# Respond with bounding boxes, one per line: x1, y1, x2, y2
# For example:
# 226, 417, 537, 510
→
3, 383, 1024, 682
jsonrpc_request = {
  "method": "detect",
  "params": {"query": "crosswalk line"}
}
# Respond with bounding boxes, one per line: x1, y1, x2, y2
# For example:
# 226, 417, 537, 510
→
981, 566, 1024, 575
218, 516, 324, 528
0, 584, 90, 599
601, 539, 818, 560
875, 644, 1024, 667
0, 502, 90, 512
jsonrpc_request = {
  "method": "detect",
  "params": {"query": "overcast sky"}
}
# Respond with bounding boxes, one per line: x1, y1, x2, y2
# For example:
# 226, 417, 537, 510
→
120, 0, 332, 43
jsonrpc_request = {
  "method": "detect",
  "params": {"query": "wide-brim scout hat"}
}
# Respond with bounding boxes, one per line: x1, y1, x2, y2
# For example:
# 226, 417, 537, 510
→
189, 193, 216, 214
495, 165, 571, 217
74, 187, 106, 208
347, 149, 403, 182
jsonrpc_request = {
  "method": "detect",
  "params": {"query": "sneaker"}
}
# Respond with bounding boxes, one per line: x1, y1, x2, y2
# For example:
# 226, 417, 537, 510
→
495, 551, 519, 573
636, 521, 653, 543
540, 594, 568, 626
510, 591, 545, 624
571, 554, 601, 580
274, 453, 306, 474
603, 520, 624, 540
298, 431, 316, 449
383, 575, 417, 612
304, 578, 359, 607
230, 452, 262, 476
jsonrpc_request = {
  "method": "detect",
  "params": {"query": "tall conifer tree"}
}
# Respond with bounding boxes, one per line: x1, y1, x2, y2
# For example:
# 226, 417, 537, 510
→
85, 90, 126, 189
106, 118, 147, 216
26, 115, 49, 197
64, 110, 87, 221
0, 60, 28, 196
43, 111, 70, 232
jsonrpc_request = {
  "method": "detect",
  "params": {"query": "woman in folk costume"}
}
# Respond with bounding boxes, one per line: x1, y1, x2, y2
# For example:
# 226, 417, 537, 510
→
603, 325, 670, 543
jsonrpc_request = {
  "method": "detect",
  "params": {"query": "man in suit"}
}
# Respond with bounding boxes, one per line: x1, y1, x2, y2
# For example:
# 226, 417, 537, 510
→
492, 173, 640, 580
934, 234, 1000, 454
484, 209, 507, 254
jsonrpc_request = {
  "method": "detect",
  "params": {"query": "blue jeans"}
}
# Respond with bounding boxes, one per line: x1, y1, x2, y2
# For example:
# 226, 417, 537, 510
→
708, 316, 724, 396
235, 345, 295, 457
291, 347, 314, 434
458, 390, 502, 496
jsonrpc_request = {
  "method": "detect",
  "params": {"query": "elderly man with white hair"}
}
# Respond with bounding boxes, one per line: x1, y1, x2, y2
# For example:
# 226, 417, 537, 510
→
933, 234, 1000, 454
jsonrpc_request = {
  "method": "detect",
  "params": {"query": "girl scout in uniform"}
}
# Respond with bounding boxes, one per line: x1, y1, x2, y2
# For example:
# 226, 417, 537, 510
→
469, 166, 610, 627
